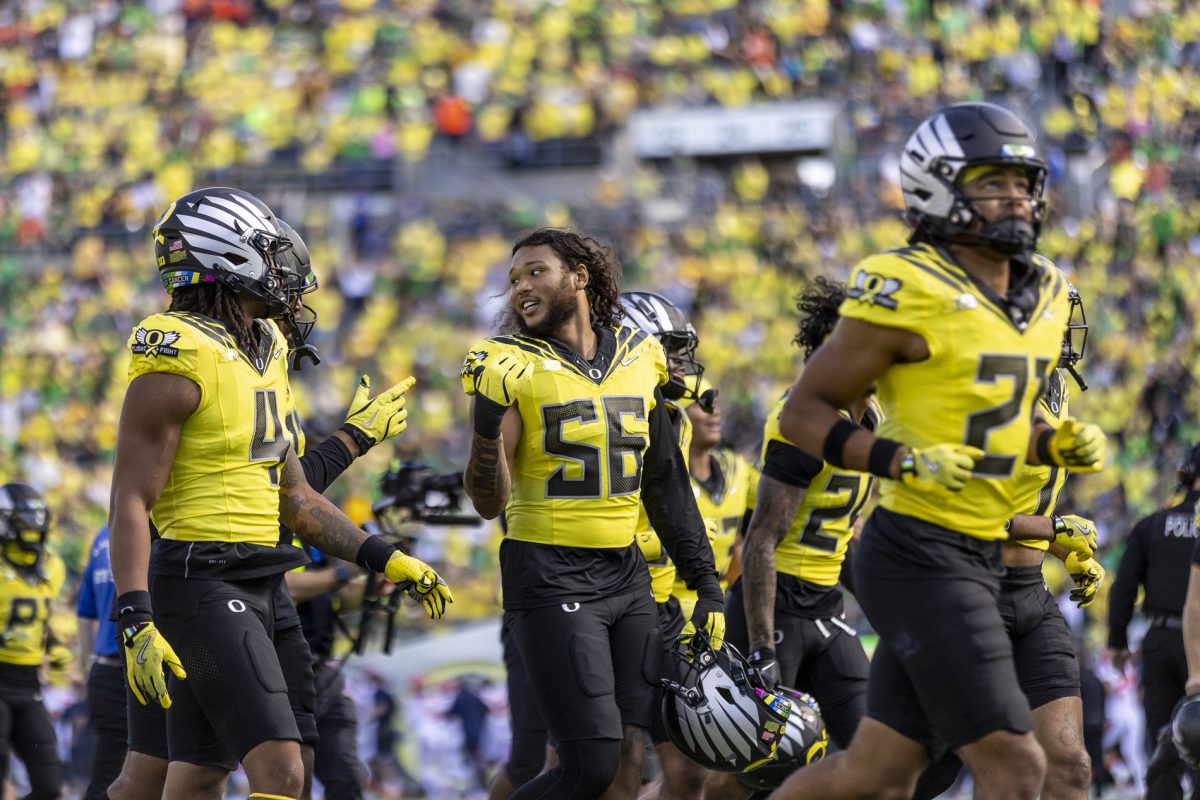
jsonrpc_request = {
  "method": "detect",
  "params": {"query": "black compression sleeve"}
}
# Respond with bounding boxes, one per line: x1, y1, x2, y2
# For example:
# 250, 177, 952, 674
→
761, 440, 823, 488
299, 434, 356, 494
641, 390, 721, 600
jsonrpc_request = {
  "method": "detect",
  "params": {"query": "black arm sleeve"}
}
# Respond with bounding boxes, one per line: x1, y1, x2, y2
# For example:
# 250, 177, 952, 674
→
761, 440, 823, 489
299, 435, 356, 495
1108, 515, 1151, 650
641, 389, 721, 600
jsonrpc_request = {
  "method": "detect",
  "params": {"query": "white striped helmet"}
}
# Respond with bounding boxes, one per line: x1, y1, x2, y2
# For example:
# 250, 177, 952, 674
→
619, 291, 707, 405
661, 639, 792, 773
899, 102, 1046, 255
152, 187, 299, 316
736, 686, 829, 790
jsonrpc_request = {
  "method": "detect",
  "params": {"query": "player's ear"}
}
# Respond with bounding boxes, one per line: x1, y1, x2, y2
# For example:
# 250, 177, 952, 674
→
573, 264, 589, 290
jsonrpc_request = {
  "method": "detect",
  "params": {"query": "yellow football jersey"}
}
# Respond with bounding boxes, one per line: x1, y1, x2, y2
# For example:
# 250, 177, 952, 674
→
127, 311, 300, 547
0, 554, 65, 666
762, 392, 878, 586
671, 448, 758, 616
1011, 368, 1070, 551
635, 401, 692, 603
839, 244, 1069, 541
474, 328, 669, 549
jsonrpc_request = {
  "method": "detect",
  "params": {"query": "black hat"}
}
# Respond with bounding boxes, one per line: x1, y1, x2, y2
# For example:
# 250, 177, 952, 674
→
1177, 443, 1200, 487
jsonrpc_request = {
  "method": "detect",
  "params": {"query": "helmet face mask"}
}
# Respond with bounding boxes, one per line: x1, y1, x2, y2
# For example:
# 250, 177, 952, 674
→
154, 187, 301, 318
901, 103, 1048, 256
1060, 283, 1088, 390
0, 484, 49, 567
274, 220, 321, 369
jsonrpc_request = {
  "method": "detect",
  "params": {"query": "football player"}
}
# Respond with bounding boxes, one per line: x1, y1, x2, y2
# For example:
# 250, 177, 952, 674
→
102, 218, 413, 800
902, 285, 1103, 800
681, 375, 758, 594
770, 103, 1106, 799
621, 290, 716, 800
108, 188, 451, 800
0, 483, 69, 800
708, 277, 875, 800
462, 229, 722, 800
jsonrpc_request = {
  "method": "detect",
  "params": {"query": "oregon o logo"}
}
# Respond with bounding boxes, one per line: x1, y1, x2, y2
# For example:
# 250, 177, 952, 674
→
847, 271, 902, 309
228, 599, 247, 613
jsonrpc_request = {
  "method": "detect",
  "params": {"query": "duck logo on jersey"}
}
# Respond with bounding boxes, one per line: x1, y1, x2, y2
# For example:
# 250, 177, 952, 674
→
846, 271, 902, 310
131, 328, 181, 358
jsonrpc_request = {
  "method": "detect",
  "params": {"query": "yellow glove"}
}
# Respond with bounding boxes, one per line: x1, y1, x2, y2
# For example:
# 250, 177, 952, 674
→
681, 597, 726, 651
898, 445, 984, 492
46, 643, 72, 673
1053, 515, 1098, 558
1064, 553, 1105, 609
385, 551, 454, 620
122, 621, 186, 709
341, 375, 417, 452
1043, 419, 1106, 472
461, 347, 533, 407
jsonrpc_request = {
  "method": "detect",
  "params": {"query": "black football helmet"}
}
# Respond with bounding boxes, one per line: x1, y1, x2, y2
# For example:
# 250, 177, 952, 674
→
660, 636, 792, 773
620, 291, 714, 411
153, 187, 300, 317
737, 686, 828, 791
1173, 695, 1200, 769
274, 219, 320, 369
0, 483, 50, 568
1061, 282, 1088, 390
900, 102, 1047, 255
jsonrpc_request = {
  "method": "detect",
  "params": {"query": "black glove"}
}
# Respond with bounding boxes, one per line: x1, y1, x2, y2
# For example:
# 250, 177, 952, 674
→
748, 647, 780, 689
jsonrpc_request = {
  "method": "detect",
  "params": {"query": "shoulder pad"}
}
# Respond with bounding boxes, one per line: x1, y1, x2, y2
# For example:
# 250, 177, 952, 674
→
840, 249, 944, 329
127, 312, 209, 384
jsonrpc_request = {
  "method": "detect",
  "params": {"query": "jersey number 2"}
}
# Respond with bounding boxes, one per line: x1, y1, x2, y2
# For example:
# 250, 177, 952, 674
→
964, 355, 1051, 477
542, 397, 647, 499
798, 474, 867, 552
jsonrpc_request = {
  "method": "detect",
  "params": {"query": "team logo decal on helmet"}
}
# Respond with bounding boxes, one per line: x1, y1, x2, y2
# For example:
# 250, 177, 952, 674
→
736, 686, 829, 791
900, 102, 1047, 255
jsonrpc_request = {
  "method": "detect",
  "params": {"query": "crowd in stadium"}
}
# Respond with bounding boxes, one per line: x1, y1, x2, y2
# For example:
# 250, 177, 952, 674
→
4, 0, 1200, 798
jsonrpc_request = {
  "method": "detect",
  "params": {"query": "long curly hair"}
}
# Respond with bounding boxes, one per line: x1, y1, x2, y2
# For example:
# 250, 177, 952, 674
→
507, 228, 624, 330
168, 283, 258, 353
793, 276, 847, 361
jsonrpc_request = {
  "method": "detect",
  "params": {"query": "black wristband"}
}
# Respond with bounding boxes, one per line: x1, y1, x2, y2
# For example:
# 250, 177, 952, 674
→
822, 418, 861, 467
355, 535, 397, 574
1035, 427, 1056, 466
867, 438, 904, 479
473, 395, 508, 440
339, 423, 375, 455
116, 590, 152, 626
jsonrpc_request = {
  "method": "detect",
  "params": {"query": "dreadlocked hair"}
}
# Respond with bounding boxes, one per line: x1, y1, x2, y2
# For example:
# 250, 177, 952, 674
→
169, 282, 259, 353
510, 228, 624, 329
793, 276, 847, 361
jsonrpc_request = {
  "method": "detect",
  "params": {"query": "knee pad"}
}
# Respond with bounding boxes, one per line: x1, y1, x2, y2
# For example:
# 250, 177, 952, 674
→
557, 739, 621, 796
